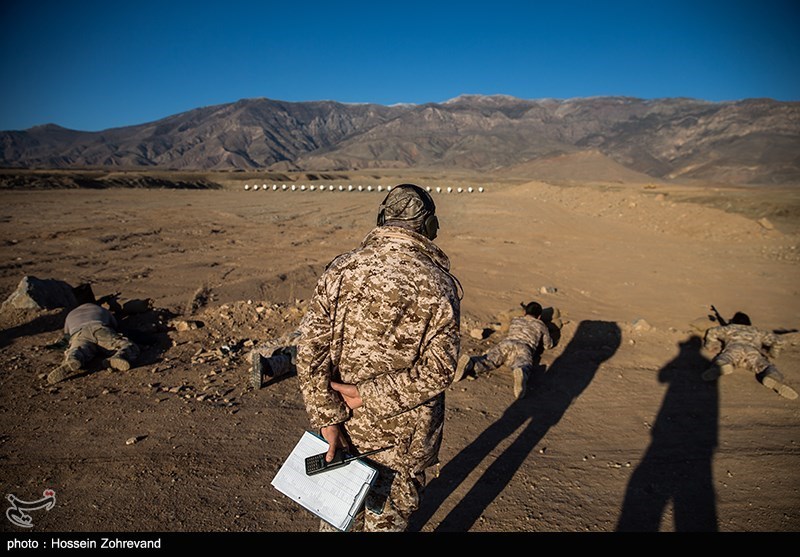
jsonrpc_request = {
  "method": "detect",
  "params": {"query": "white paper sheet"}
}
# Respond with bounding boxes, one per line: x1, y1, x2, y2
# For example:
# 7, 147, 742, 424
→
271, 431, 377, 531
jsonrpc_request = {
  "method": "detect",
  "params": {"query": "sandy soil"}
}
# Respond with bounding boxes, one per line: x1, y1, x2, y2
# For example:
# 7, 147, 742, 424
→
0, 173, 798, 534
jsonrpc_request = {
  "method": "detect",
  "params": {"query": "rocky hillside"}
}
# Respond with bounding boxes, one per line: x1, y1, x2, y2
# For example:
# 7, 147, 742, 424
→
2, 95, 798, 185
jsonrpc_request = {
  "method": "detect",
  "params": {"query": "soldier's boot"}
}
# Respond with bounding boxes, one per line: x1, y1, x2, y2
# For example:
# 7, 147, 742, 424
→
454, 355, 476, 382
512, 367, 529, 400
761, 368, 798, 401
48, 364, 79, 385
251, 352, 270, 389
251, 352, 294, 389
701, 362, 734, 381
64, 355, 83, 372
105, 356, 131, 371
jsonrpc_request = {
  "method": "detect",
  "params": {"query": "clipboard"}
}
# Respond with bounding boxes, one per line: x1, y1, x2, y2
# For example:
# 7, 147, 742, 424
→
271, 430, 378, 532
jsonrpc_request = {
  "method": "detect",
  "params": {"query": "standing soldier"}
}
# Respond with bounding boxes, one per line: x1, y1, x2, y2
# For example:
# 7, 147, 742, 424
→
702, 310, 797, 400
454, 300, 554, 399
296, 183, 461, 532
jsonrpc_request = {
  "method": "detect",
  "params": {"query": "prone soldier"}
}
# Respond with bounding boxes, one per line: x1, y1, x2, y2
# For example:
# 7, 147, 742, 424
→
702, 309, 797, 400
250, 331, 299, 388
454, 300, 555, 399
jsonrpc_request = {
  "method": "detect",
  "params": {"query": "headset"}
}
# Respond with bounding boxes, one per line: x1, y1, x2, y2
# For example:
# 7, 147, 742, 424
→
377, 184, 439, 240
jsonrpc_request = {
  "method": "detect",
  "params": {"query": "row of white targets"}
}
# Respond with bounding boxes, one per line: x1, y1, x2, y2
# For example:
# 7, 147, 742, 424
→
243, 184, 485, 193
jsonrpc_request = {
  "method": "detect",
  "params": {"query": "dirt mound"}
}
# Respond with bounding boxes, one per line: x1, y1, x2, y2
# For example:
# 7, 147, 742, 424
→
0, 170, 222, 190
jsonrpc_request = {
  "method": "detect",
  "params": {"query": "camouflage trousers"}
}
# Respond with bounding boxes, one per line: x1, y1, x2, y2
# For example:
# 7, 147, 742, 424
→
252, 343, 297, 363
474, 339, 535, 374
65, 323, 139, 367
251, 331, 300, 374
713, 343, 773, 376
318, 463, 425, 532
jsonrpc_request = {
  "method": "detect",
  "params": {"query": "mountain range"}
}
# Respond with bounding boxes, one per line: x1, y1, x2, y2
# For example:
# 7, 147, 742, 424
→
2, 95, 799, 185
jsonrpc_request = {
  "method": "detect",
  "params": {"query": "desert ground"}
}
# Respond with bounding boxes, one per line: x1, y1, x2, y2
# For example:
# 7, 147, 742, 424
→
0, 170, 798, 536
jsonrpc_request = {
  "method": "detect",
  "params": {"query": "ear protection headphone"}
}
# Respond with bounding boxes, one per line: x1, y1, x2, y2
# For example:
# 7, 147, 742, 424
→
377, 184, 439, 240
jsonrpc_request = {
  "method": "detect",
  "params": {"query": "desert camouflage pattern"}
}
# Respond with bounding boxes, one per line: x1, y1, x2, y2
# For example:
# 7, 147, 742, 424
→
476, 315, 553, 373
318, 455, 427, 532
65, 322, 139, 368
297, 225, 460, 532
704, 323, 783, 374
381, 184, 432, 222
251, 330, 300, 365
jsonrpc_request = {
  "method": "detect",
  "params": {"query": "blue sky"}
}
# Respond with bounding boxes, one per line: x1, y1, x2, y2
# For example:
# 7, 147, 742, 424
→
1, 0, 798, 131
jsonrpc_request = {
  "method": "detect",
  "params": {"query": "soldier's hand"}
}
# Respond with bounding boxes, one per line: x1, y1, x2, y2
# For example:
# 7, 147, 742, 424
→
320, 424, 349, 463
331, 381, 363, 410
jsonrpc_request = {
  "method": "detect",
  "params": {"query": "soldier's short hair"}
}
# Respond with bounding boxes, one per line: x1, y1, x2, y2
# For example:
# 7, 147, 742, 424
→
521, 301, 543, 318
731, 312, 751, 326
72, 283, 96, 306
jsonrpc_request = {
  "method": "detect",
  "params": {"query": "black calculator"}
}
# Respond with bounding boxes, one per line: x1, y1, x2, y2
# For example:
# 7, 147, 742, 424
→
304, 446, 393, 476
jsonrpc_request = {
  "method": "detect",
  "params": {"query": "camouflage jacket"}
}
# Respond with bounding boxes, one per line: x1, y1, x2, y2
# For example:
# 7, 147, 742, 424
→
297, 225, 461, 472
704, 324, 783, 357
506, 315, 554, 352
64, 303, 118, 336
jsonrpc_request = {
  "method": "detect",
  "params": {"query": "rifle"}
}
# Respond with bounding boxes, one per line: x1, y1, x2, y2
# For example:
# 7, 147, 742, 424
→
710, 305, 727, 326
97, 292, 123, 314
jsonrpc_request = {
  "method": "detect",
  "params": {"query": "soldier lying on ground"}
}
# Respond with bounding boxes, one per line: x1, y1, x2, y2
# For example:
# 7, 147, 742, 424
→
454, 300, 556, 400
47, 284, 140, 385
250, 331, 300, 388
702, 310, 797, 400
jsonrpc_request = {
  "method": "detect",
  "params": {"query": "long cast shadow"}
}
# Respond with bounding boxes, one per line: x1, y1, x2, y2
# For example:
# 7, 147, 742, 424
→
616, 335, 718, 531
409, 320, 621, 532
0, 310, 67, 348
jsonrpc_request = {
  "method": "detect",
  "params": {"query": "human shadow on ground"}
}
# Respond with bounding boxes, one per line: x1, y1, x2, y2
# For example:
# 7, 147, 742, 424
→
616, 335, 718, 532
409, 319, 621, 532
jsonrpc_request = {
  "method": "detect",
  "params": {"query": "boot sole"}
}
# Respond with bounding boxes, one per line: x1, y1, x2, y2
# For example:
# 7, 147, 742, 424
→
108, 358, 130, 371
513, 368, 527, 399
48, 366, 76, 385
763, 376, 798, 400
65, 358, 83, 372
251, 353, 263, 389
454, 355, 472, 383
